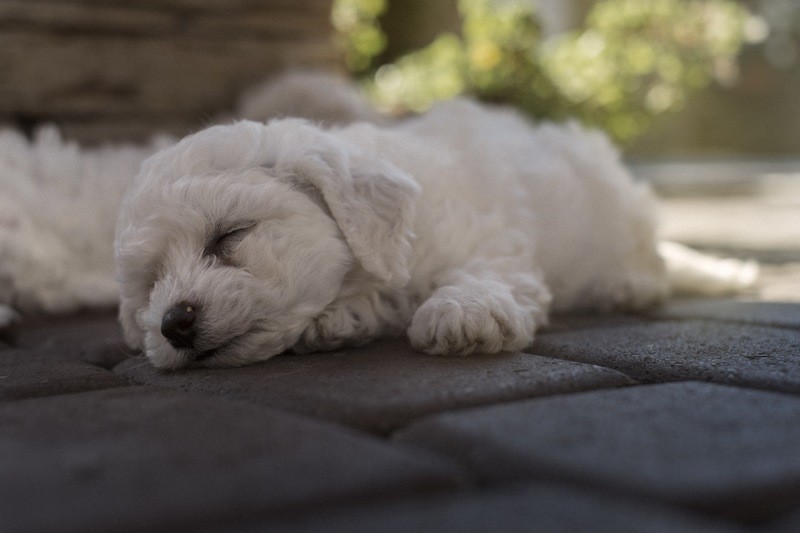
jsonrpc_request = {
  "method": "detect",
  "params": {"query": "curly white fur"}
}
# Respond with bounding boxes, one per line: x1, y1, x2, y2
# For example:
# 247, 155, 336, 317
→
0, 127, 167, 322
114, 99, 674, 369
0, 73, 757, 368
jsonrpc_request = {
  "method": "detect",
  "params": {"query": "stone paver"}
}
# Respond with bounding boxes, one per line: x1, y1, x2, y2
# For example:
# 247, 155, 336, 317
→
116, 339, 634, 434
3, 166, 800, 531
395, 382, 800, 520
533, 319, 800, 393
652, 298, 800, 329
11, 311, 128, 369
768, 508, 800, 533
0, 349, 128, 400
264, 483, 741, 533
0, 387, 467, 533
543, 312, 649, 333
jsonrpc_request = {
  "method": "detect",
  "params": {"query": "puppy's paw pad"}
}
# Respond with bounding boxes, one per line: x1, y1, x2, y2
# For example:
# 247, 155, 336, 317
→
408, 291, 516, 355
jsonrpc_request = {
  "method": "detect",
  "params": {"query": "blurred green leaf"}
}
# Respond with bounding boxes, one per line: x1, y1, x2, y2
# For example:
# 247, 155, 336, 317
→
332, 0, 388, 73
334, 0, 750, 143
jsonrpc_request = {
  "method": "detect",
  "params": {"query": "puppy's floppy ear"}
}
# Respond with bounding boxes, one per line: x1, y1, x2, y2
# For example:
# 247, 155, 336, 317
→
262, 120, 420, 287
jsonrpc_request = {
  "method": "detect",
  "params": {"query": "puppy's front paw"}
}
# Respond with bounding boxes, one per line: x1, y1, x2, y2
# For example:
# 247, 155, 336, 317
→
296, 295, 385, 353
297, 306, 362, 352
408, 286, 534, 355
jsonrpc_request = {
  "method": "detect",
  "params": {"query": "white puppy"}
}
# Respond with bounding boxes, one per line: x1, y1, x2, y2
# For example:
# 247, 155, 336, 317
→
0, 75, 755, 368
115, 99, 676, 369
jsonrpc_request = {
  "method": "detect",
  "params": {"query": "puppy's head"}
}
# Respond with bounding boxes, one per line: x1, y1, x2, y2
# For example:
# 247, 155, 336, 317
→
115, 119, 419, 369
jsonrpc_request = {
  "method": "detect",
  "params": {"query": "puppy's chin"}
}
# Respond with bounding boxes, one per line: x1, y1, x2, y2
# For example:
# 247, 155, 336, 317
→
193, 328, 298, 369
144, 328, 298, 370
144, 336, 194, 371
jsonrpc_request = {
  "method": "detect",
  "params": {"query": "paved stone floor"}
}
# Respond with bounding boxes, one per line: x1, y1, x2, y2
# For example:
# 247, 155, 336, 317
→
2, 168, 800, 532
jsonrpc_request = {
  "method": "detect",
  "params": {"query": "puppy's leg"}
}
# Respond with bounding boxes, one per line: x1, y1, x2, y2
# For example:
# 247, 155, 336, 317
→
296, 289, 411, 352
409, 262, 551, 355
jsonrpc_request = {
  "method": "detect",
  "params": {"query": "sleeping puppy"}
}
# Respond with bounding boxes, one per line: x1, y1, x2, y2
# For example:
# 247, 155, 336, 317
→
115, 98, 673, 369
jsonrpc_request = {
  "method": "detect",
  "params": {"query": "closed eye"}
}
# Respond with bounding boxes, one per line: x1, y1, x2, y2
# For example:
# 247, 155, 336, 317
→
205, 223, 257, 260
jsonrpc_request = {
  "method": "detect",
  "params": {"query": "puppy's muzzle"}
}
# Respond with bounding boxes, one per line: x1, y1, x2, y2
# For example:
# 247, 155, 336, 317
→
161, 302, 198, 349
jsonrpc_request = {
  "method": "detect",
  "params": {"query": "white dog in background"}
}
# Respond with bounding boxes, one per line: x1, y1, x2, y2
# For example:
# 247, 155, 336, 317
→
0, 72, 757, 368
0, 128, 167, 325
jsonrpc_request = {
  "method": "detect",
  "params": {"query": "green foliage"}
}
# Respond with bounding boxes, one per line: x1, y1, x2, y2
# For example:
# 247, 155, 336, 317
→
543, 0, 749, 140
366, 0, 563, 116
335, 0, 750, 143
371, 34, 468, 112
331, 0, 388, 73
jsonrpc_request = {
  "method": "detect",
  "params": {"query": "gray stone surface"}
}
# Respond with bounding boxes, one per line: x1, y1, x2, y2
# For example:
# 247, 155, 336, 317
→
0, 349, 128, 400
11, 311, 129, 369
652, 298, 800, 329
544, 312, 649, 333
0, 387, 467, 533
116, 339, 635, 434
395, 382, 800, 520
4, 166, 800, 531
533, 319, 800, 393
767, 508, 800, 533
265, 483, 741, 533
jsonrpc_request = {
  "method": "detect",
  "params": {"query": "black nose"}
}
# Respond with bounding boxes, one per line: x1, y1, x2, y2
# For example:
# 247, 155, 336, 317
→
161, 302, 198, 349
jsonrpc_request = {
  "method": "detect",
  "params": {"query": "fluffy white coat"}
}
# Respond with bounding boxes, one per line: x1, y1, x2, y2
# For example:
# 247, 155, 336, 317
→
0, 127, 166, 323
115, 99, 671, 369
0, 76, 756, 368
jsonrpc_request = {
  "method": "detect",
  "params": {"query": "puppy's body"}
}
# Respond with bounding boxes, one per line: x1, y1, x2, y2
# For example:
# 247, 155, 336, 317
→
367, 100, 665, 314
116, 99, 669, 369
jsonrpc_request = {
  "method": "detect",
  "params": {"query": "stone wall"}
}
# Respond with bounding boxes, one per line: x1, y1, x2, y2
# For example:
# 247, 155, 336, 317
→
0, 0, 337, 143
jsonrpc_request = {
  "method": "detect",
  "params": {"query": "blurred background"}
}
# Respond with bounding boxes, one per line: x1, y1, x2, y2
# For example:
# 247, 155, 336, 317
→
1, 0, 797, 158
1, 0, 798, 275
333, 0, 800, 158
